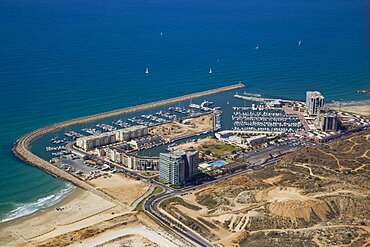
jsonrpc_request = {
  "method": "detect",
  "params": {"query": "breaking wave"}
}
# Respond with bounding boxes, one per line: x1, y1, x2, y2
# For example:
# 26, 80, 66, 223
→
1, 183, 74, 223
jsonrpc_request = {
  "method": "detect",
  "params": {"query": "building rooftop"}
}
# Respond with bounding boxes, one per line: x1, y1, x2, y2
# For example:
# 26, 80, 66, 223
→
77, 131, 116, 141
115, 125, 147, 133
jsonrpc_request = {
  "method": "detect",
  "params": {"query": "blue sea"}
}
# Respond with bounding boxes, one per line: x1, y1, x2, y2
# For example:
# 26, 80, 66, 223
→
0, 0, 369, 222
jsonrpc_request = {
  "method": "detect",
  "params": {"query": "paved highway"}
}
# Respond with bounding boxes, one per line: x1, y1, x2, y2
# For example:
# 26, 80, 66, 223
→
141, 154, 287, 247
71, 145, 290, 247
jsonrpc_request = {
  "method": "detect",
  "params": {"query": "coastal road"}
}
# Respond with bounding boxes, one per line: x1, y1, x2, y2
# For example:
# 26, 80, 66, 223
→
70, 144, 292, 247
142, 154, 287, 247
144, 187, 213, 247
72, 144, 290, 246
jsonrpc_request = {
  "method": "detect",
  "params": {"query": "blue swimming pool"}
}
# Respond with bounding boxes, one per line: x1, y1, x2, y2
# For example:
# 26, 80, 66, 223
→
211, 160, 228, 167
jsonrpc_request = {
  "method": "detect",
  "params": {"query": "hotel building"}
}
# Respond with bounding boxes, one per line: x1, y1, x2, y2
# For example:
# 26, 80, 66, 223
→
306, 91, 325, 116
316, 108, 338, 132
159, 150, 200, 186
159, 152, 186, 186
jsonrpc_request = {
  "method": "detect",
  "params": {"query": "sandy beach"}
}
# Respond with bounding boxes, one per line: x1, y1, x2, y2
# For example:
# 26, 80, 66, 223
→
340, 104, 370, 116
329, 100, 370, 116
0, 172, 156, 247
0, 188, 121, 246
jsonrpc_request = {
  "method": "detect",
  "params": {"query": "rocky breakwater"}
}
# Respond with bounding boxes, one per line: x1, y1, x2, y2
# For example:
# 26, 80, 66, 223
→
13, 84, 245, 192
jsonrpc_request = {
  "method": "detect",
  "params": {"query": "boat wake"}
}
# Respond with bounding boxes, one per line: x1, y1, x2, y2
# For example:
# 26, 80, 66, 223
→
0, 183, 75, 223
243, 92, 262, 97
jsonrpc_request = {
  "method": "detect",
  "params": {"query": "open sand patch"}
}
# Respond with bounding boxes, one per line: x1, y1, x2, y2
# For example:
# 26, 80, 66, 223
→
213, 210, 261, 232
0, 188, 119, 245
262, 174, 284, 185
97, 234, 159, 247
257, 187, 310, 202
89, 173, 150, 206
257, 187, 331, 222
149, 114, 214, 141
73, 225, 177, 247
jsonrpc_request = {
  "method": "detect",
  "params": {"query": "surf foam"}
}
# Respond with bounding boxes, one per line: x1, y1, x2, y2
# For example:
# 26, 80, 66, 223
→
0, 183, 74, 223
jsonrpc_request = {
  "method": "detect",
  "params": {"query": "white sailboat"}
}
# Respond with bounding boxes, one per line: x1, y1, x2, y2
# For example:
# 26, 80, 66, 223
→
209, 68, 212, 74
255, 44, 259, 49
160, 32, 163, 36
145, 67, 149, 74
298, 40, 302, 46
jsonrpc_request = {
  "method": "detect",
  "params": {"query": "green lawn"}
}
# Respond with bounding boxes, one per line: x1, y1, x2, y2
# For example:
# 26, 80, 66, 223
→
200, 140, 239, 156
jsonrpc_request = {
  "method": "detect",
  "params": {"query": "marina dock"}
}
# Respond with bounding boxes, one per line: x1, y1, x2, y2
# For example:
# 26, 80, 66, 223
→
13, 83, 245, 189
234, 94, 297, 103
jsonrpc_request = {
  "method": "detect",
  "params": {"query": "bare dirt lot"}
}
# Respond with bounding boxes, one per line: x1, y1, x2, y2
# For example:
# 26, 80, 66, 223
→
149, 114, 214, 141
174, 137, 239, 159
89, 173, 150, 207
161, 130, 370, 246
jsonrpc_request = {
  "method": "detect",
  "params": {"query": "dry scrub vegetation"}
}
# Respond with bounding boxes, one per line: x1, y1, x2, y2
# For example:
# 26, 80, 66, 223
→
162, 130, 370, 246
149, 114, 214, 141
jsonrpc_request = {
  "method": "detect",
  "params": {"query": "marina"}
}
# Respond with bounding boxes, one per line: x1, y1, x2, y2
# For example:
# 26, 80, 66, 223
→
19, 83, 367, 192
232, 107, 303, 133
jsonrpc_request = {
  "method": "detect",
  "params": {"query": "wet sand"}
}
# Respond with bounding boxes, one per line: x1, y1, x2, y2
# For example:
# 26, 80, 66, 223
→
340, 104, 370, 116
0, 188, 120, 246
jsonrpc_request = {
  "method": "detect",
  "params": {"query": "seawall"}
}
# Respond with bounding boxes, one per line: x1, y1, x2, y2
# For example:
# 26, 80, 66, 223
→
13, 83, 245, 190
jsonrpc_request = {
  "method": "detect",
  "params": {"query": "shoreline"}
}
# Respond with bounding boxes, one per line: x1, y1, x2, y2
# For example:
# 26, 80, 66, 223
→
13, 83, 244, 187
328, 99, 370, 116
0, 187, 124, 246
0, 183, 75, 224
328, 98, 370, 106
0, 187, 79, 229
9, 83, 245, 224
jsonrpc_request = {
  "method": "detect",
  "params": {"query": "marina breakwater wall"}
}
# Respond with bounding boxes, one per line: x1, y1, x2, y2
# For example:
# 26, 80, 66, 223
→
13, 83, 245, 190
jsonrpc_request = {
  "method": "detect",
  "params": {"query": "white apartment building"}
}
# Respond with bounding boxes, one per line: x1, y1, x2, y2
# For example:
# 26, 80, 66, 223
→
306, 91, 325, 116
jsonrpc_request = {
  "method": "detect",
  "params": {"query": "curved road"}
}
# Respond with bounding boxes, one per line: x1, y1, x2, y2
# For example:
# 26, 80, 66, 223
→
73, 144, 288, 247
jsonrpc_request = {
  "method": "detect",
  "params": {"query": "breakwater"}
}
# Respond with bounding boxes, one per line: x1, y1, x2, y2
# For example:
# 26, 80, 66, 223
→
13, 83, 245, 190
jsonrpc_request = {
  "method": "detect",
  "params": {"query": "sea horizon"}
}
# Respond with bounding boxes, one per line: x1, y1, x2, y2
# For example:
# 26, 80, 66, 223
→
0, 0, 369, 223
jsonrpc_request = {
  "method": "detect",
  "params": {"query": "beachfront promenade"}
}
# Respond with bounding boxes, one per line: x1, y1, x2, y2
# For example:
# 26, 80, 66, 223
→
13, 84, 245, 191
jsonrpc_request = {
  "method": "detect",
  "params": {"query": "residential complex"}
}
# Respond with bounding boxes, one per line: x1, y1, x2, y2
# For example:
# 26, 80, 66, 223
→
115, 125, 148, 141
76, 132, 116, 151
315, 108, 338, 132
98, 146, 159, 170
306, 91, 325, 116
173, 149, 200, 179
159, 152, 186, 186
159, 149, 200, 186
76, 125, 148, 150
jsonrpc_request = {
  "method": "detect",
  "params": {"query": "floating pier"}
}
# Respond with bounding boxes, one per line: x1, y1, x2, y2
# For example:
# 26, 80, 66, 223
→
13, 83, 245, 191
